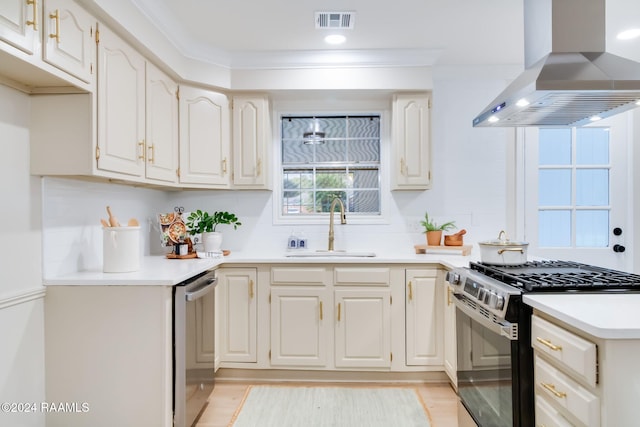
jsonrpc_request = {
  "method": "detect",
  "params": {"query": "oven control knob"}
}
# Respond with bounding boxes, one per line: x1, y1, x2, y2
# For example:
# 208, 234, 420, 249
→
446, 271, 461, 285
477, 288, 486, 301
487, 291, 498, 306
494, 295, 505, 310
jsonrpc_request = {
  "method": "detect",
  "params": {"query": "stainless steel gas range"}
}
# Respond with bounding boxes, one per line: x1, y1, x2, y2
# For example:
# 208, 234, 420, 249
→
446, 260, 640, 427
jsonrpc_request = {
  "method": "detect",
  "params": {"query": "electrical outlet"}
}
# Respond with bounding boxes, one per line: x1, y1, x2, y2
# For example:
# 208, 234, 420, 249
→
406, 217, 422, 233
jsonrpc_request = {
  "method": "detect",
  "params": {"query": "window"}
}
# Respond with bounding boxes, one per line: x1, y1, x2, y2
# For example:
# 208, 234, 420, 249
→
537, 128, 611, 247
280, 115, 381, 217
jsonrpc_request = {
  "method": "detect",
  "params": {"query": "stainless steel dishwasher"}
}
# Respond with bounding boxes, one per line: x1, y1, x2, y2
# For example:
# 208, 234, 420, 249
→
173, 269, 217, 427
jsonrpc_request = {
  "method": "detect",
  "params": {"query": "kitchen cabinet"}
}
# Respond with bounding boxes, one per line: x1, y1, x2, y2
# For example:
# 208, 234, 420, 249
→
96, 24, 145, 177
45, 285, 174, 427
269, 266, 330, 367
178, 85, 230, 187
42, 0, 95, 84
532, 314, 600, 426
391, 93, 431, 190
443, 277, 457, 386
0, 0, 39, 55
232, 94, 271, 189
0, 0, 95, 90
334, 267, 391, 369
405, 268, 443, 366
145, 61, 179, 184
218, 267, 257, 363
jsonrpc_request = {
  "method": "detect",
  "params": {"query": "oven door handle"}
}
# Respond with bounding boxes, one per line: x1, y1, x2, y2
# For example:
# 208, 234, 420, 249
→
452, 293, 518, 341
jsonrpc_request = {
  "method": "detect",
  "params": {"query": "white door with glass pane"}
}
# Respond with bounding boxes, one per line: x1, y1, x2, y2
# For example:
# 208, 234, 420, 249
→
523, 114, 630, 271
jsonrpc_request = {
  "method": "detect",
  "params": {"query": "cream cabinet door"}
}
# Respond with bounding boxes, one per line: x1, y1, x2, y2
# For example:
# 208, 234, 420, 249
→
405, 269, 443, 366
443, 280, 457, 384
42, 0, 95, 84
145, 62, 178, 184
179, 85, 230, 187
270, 287, 331, 367
232, 95, 271, 189
218, 268, 257, 363
0, 0, 38, 55
334, 289, 391, 368
392, 93, 431, 190
96, 25, 145, 177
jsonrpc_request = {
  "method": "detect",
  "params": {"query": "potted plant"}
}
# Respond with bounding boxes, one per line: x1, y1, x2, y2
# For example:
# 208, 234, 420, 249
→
420, 212, 456, 246
185, 210, 242, 252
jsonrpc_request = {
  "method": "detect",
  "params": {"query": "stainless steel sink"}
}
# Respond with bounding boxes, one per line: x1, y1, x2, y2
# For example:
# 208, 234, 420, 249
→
285, 250, 376, 258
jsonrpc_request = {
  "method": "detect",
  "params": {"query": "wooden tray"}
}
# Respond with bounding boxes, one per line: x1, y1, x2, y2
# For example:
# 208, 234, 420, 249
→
414, 244, 472, 256
166, 252, 197, 259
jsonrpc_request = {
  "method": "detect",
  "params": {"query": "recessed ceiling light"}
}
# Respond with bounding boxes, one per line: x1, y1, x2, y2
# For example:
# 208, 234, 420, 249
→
589, 115, 602, 122
488, 116, 499, 123
324, 34, 346, 45
515, 98, 530, 107
617, 28, 640, 40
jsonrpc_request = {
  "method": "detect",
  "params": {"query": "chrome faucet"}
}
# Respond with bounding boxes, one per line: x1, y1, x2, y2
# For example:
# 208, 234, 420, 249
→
328, 197, 347, 251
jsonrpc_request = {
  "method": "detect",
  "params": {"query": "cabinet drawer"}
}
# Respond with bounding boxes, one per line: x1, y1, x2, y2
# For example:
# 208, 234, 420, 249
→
535, 355, 599, 427
536, 394, 575, 427
334, 267, 390, 286
532, 315, 597, 387
271, 267, 329, 285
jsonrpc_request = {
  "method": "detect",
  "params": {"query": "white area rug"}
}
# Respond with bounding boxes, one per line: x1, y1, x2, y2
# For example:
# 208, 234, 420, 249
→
229, 385, 432, 427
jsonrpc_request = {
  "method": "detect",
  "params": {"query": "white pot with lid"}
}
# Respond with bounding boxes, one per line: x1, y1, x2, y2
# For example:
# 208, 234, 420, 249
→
478, 230, 529, 265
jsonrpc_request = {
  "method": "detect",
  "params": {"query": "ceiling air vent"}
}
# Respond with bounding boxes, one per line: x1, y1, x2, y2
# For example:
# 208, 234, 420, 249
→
315, 11, 355, 29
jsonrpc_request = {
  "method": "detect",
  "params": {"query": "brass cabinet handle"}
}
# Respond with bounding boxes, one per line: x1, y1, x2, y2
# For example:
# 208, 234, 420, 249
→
447, 286, 453, 306
536, 337, 562, 351
319, 301, 323, 321
408, 281, 413, 301
147, 144, 154, 164
26, 0, 38, 30
337, 303, 341, 321
541, 382, 567, 399
256, 158, 262, 177
49, 9, 60, 43
400, 158, 406, 176
249, 279, 254, 299
137, 141, 145, 160
222, 158, 227, 174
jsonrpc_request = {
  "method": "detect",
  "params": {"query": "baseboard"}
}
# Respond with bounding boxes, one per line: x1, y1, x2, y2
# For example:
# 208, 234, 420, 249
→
215, 368, 450, 384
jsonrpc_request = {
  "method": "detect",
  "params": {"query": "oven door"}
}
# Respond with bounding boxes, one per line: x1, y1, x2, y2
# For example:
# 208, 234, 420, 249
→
454, 294, 519, 427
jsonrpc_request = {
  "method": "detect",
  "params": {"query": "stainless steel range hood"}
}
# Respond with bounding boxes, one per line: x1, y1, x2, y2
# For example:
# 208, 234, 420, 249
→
473, 0, 640, 127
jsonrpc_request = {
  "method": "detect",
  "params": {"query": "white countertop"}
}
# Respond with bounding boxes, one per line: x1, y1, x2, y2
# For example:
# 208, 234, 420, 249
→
524, 294, 640, 340
43, 250, 474, 286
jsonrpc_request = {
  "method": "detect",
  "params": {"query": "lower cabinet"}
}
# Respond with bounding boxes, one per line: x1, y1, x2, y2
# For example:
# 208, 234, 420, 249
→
443, 277, 457, 385
405, 268, 443, 366
218, 267, 257, 363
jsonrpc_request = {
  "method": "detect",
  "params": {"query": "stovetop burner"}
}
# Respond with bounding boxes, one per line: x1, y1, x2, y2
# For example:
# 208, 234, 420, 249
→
470, 260, 640, 292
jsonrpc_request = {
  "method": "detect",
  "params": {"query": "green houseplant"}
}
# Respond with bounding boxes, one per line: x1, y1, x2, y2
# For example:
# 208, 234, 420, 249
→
185, 210, 242, 252
420, 212, 456, 246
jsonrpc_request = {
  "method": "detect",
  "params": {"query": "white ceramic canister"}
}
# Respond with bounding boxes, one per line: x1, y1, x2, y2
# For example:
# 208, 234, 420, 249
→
103, 226, 141, 273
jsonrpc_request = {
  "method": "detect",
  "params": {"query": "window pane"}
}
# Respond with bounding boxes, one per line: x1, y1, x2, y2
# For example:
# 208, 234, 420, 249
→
316, 170, 348, 189
576, 210, 609, 247
576, 169, 608, 206
316, 191, 346, 213
539, 129, 571, 165
349, 190, 380, 213
282, 140, 314, 163
351, 169, 378, 189
348, 139, 380, 162
538, 170, 571, 205
315, 140, 346, 163
539, 210, 571, 247
576, 128, 609, 165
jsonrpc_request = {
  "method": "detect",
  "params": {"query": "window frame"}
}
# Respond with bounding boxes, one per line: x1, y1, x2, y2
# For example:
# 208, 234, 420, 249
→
272, 109, 391, 225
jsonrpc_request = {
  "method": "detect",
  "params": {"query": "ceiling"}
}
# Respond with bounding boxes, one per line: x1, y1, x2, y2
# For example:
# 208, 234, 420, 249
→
126, 0, 526, 68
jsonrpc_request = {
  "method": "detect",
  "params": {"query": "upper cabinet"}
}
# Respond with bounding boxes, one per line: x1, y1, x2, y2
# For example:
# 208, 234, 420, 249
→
178, 85, 230, 188
0, 0, 39, 55
391, 93, 432, 190
0, 0, 95, 90
96, 24, 146, 177
42, 0, 95, 84
232, 95, 271, 189
145, 62, 179, 184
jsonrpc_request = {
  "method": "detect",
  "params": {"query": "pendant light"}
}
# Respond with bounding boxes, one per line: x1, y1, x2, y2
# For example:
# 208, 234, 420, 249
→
303, 117, 325, 145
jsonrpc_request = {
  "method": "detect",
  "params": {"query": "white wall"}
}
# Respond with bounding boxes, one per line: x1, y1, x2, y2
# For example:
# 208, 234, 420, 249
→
0, 84, 45, 427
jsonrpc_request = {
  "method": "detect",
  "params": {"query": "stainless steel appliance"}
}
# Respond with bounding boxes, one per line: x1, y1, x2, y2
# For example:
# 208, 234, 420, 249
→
447, 260, 640, 427
173, 270, 217, 427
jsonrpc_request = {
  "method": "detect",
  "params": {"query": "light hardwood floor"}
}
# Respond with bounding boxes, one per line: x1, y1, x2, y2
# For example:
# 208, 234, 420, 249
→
195, 380, 460, 427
